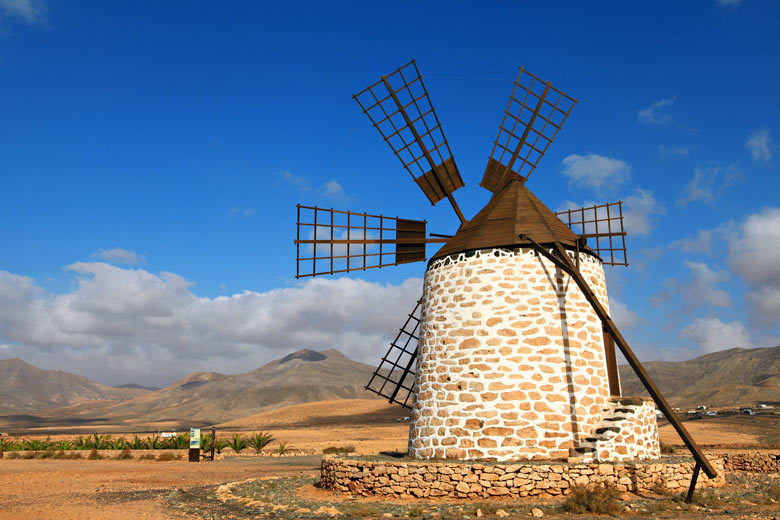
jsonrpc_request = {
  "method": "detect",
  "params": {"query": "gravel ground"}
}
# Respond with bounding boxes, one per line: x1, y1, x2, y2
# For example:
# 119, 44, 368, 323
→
2, 454, 779, 519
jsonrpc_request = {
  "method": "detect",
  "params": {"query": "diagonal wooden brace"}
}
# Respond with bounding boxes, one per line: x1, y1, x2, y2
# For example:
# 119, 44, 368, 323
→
521, 235, 717, 479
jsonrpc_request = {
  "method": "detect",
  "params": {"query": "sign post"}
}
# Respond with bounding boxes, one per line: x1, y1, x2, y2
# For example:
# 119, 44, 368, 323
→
189, 428, 201, 462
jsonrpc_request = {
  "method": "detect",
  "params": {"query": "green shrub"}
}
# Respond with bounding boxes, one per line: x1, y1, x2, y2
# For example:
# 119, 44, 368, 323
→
214, 438, 226, 454
128, 435, 144, 450
22, 438, 51, 451
660, 442, 676, 454
0, 438, 17, 451
110, 437, 128, 450
143, 435, 161, 450
249, 432, 275, 453
73, 435, 88, 450
87, 449, 103, 460
200, 433, 212, 452
227, 433, 247, 454
323, 445, 355, 455
560, 482, 622, 514
163, 434, 188, 450
278, 442, 288, 455
157, 452, 180, 461
54, 439, 74, 451
86, 434, 111, 450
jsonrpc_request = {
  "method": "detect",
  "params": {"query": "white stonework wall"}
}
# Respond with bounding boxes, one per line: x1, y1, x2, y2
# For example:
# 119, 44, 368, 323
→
408, 247, 617, 461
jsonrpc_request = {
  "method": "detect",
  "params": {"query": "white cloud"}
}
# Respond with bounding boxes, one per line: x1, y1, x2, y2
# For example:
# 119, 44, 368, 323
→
0, 264, 422, 386
679, 261, 731, 309
610, 297, 641, 330
727, 207, 780, 327
745, 129, 772, 163
679, 317, 751, 353
670, 228, 716, 254
676, 164, 740, 207
637, 96, 676, 126
728, 207, 780, 286
745, 286, 780, 327
228, 207, 256, 218
623, 189, 665, 236
560, 154, 631, 193
277, 170, 311, 191
91, 247, 145, 266
316, 179, 346, 199
0, 0, 45, 25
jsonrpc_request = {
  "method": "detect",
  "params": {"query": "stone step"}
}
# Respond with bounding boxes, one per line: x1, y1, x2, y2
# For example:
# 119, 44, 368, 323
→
613, 407, 637, 414
595, 426, 621, 435
604, 416, 629, 422
573, 446, 597, 454
584, 436, 608, 443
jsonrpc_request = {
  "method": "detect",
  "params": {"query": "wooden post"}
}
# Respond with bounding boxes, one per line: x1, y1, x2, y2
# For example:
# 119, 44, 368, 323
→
211, 427, 216, 461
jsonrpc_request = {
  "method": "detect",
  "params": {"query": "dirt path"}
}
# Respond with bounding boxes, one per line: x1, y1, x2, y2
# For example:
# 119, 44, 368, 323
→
0, 456, 322, 520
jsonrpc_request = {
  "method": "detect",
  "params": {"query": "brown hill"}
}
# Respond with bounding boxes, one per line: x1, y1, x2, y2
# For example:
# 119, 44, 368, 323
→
619, 345, 780, 408
90, 348, 382, 428
0, 358, 149, 414
218, 398, 407, 429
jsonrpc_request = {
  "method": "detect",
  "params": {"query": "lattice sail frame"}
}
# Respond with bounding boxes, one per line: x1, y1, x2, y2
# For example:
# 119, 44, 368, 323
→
353, 60, 464, 206
481, 68, 577, 192
295, 205, 427, 278
555, 201, 628, 266
365, 299, 421, 408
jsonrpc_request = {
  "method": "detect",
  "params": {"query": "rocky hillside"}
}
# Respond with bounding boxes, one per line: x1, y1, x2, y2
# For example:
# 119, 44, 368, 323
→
619, 345, 780, 408
95, 348, 381, 426
0, 358, 149, 414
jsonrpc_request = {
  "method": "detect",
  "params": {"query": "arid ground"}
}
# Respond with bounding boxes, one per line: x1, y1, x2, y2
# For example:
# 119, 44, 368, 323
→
1, 399, 779, 519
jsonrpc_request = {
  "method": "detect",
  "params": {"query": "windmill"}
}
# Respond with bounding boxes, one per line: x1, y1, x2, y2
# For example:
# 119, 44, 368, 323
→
294, 60, 715, 486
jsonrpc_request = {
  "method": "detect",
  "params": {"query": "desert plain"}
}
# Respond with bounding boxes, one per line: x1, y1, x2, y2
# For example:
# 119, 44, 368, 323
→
1, 398, 780, 520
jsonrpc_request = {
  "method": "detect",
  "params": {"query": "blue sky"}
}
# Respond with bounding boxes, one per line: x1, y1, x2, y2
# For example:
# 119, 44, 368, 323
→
1, 0, 779, 386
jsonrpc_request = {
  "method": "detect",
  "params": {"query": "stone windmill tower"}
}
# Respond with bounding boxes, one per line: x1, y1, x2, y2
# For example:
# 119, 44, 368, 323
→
295, 61, 716, 479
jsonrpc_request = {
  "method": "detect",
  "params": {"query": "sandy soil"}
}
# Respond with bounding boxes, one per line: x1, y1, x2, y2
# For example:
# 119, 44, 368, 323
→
3, 399, 779, 519
0, 456, 321, 520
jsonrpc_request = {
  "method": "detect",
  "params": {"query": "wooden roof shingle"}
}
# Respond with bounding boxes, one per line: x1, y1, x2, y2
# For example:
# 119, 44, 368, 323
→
430, 178, 591, 261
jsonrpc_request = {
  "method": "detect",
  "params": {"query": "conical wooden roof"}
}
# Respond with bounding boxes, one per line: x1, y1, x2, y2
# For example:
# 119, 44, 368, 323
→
431, 178, 590, 261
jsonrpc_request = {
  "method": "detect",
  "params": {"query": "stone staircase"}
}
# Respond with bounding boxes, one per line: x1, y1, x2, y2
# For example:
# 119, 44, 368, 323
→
572, 396, 660, 462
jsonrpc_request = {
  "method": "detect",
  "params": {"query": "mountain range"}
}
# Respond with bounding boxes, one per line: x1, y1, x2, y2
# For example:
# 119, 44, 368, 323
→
1, 344, 779, 431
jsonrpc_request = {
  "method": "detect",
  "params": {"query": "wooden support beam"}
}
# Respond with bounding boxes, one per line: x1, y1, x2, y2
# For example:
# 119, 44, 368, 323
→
686, 461, 701, 503
521, 236, 717, 479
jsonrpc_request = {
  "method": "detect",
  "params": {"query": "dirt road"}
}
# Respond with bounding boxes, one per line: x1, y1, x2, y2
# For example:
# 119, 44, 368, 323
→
0, 456, 322, 520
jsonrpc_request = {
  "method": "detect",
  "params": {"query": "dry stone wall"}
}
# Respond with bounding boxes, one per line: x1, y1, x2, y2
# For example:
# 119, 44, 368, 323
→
321, 456, 725, 499
409, 247, 624, 461
721, 451, 780, 472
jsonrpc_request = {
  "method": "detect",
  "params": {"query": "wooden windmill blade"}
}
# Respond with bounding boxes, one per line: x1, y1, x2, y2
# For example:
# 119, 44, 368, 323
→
294, 205, 447, 278
481, 67, 577, 192
353, 60, 466, 224
555, 201, 628, 266
365, 299, 422, 408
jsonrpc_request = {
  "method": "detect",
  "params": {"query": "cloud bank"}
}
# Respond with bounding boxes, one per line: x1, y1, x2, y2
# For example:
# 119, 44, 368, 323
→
0, 264, 421, 386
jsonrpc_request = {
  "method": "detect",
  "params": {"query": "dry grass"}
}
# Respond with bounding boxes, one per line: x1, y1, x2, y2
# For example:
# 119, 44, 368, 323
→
560, 482, 622, 514
156, 452, 180, 461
